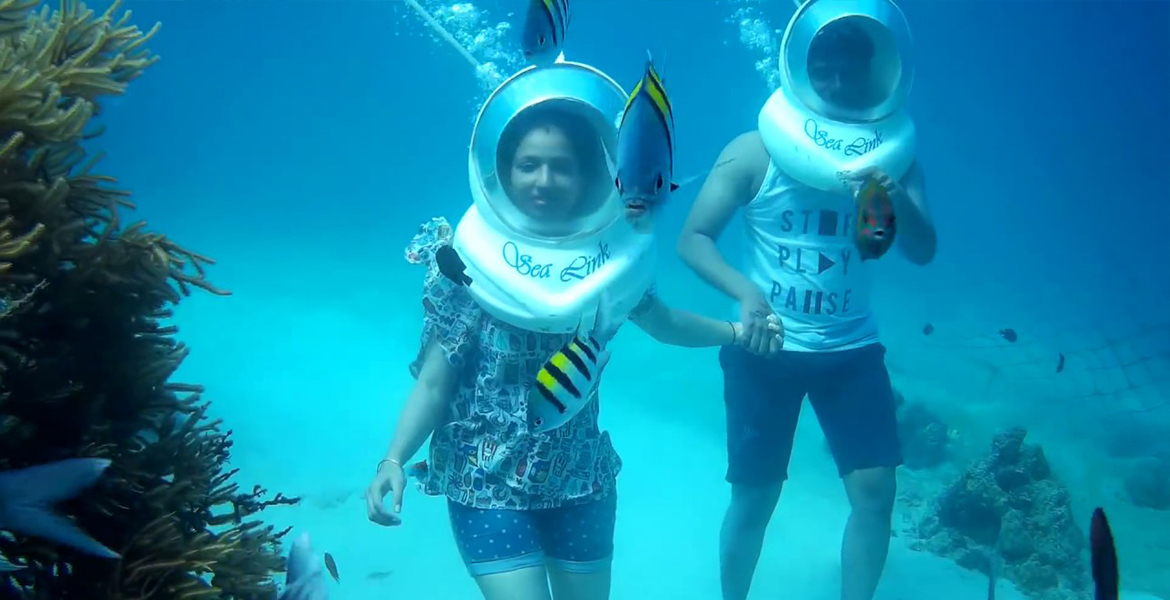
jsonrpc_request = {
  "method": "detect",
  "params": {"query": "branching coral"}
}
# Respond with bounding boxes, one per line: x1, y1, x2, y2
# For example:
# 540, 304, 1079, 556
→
0, 1, 299, 597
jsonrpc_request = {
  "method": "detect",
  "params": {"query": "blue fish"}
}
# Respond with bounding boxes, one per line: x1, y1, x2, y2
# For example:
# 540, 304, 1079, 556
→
616, 51, 679, 221
278, 532, 330, 600
521, 0, 569, 66
0, 458, 119, 559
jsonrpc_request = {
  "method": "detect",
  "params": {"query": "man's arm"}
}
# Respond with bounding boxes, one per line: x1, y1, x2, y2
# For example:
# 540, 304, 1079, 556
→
676, 131, 771, 302
894, 160, 937, 265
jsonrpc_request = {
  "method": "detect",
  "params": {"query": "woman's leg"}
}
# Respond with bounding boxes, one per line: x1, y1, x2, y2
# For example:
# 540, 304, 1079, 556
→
476, 567, 553, 600
539, 492, 618, 600
547, 563, 611, 600
448, 500, 553, 600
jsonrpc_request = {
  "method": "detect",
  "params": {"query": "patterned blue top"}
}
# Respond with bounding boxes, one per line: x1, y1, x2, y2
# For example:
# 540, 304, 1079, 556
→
404, 217, 653, 510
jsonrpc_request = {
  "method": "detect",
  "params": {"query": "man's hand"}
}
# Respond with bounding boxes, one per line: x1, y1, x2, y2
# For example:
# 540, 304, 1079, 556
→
739, 292, 781, 355
842, 166, 906, 203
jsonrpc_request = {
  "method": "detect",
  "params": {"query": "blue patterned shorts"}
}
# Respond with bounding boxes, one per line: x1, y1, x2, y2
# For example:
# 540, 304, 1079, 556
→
446, 492, 617, 577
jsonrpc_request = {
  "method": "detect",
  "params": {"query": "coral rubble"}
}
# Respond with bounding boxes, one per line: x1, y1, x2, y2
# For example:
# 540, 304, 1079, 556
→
911, 427, 1089, 600
0, 0, 298, 597
894, 391, 952, 470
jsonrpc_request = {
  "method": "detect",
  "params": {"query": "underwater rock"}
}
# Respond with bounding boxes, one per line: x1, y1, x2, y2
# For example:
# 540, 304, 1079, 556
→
1123, 456, 1170, 511
896, 400, 951, 470
911, 427, 1089, 600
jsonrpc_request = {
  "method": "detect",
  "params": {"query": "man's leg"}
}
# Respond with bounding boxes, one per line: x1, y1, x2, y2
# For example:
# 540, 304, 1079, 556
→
840, 467, 897, 600
718, 345, 807, 600
720, 481, 783, 600
807, 343, 903, 600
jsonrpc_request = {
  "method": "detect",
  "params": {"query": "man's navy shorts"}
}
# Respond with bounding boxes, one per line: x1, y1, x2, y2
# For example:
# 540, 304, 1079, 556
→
719, 342, 903, 484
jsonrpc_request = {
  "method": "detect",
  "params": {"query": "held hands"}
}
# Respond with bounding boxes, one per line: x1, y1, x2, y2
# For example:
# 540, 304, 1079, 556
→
734, 294, 784, 355
365, 459, 405, 527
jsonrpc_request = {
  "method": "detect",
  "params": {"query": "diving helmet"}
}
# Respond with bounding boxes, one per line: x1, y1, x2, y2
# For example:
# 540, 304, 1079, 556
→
467, 61, 627, 247
452, 61, 656, 334
780, 0, 916, 124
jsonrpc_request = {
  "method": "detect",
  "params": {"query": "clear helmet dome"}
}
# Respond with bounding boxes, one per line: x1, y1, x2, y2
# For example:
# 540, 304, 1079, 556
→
469, 62, 627, 243
780, 0, 915, 124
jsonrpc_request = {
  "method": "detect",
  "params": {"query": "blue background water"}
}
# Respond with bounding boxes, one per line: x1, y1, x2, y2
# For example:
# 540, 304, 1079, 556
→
79, 0, 1168, 598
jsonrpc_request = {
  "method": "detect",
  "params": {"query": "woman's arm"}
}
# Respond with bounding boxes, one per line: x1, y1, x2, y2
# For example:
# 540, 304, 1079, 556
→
629, 294, 741, 348
381, 340, 458, 465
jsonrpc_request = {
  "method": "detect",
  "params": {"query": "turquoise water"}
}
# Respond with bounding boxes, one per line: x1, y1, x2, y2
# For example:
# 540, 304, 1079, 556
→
80, 0, 1170, 598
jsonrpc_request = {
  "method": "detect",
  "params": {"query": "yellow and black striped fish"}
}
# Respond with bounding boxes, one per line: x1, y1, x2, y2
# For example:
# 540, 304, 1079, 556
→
529, 298, 618, 433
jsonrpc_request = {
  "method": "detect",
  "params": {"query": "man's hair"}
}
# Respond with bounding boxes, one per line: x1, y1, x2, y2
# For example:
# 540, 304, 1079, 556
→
808, 21, 875, 64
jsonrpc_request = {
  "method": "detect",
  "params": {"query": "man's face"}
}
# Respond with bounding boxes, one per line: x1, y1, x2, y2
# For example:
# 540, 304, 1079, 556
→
808, 53, 873, 109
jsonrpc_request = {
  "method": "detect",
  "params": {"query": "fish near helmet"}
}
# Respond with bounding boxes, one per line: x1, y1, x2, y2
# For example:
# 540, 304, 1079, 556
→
615, 54, 678, 227
436, 245, 472, 286
521, 0, 569, 66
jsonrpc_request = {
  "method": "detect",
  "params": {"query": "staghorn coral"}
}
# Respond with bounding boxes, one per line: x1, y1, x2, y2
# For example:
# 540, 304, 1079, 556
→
0, 1, 299, 598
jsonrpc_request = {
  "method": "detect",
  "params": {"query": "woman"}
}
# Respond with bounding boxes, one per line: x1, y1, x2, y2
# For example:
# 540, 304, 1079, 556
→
366, 102, 780, 600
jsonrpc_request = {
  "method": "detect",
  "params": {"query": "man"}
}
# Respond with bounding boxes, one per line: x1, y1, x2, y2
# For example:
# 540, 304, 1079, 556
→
676, 23, 937, 600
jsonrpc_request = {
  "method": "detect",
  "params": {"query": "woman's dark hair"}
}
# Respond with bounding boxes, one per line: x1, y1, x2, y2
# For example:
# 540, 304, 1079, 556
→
496, 101, 609, 216
808, 21, 875, 64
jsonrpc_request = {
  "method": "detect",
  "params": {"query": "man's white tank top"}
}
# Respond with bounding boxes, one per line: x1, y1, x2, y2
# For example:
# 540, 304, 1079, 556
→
738, 160, 879, 352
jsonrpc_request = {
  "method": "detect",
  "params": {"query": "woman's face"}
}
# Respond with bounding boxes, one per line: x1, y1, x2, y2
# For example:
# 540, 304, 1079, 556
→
508, 125, 584, 221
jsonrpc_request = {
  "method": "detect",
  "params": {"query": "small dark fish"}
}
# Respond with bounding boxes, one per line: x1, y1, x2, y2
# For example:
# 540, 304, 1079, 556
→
436, 245, 471, 286
922, 323, 934, 336
1056, 352, 1065, 373
406, 460, 428, 481
366, 570, 393, 581
401, 460, 429, 493
324, 552, 339, 584
853, 176, 897, 261
998, 328, 1017, 343
1090, 507, 1118, 600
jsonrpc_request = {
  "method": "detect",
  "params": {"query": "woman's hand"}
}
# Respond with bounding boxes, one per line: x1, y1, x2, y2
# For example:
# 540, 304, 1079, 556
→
732, 313, 784, 355
738, 292, 780, 355
365, 460, 406, 527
